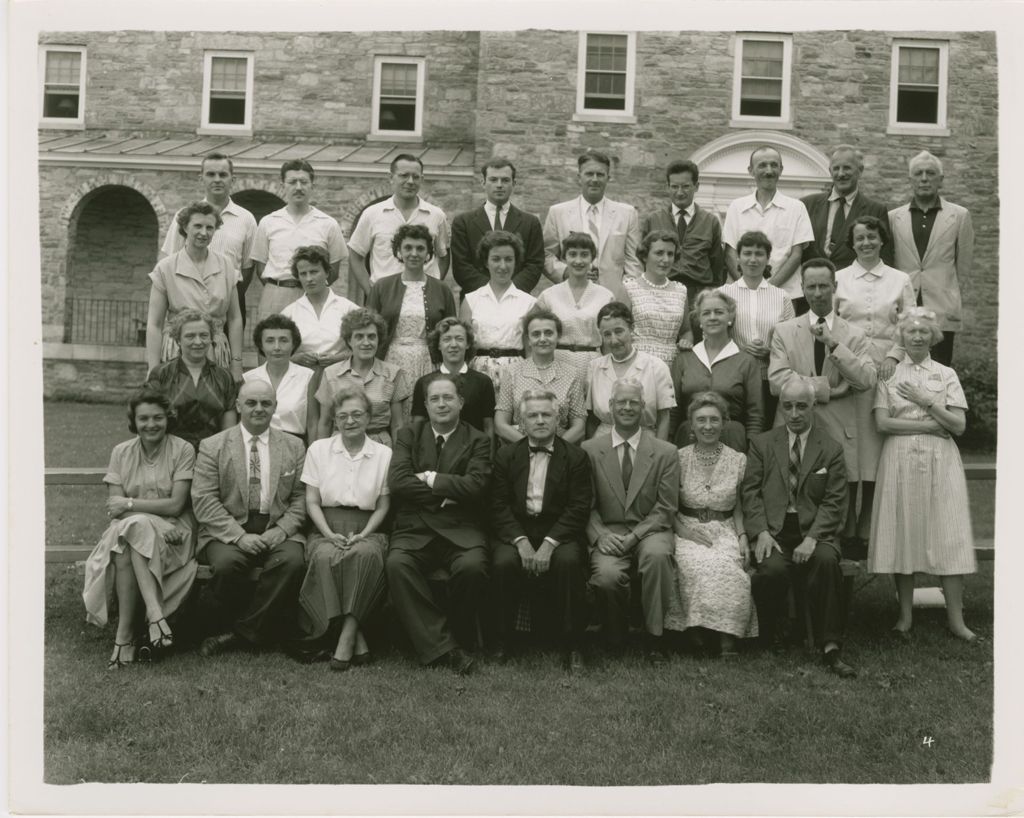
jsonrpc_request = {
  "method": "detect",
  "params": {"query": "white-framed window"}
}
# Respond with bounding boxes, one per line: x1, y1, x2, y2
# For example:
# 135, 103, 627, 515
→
39, 45, 86, 127
575, 32, 636, 121
200, 51, 254, 133
371, 56, 425, 138
731, 34, 793, 127
888, 39, 949, 135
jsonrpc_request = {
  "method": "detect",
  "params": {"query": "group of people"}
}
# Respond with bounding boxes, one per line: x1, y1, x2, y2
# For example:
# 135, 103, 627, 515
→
83, 143, 980, 678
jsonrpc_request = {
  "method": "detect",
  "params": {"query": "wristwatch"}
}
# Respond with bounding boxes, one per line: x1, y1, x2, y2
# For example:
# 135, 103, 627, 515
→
127, 498, 134, 510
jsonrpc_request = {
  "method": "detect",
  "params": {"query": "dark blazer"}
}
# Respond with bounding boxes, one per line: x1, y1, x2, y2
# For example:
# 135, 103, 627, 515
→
367, 273, 457, 359
640, 203, 725, 287
800, 189, 894, 269
388, 420, 491, 550
450, 203, 546, 295
741, 424, 847, 544
490, 436, 592, 548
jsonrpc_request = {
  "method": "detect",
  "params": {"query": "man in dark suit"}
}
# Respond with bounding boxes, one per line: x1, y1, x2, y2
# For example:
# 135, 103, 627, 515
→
451, 157, 546, 296
742, 377, 856, 678
192, 381, 307, 657
640, 158, 726, 307
801, 145, 893, 270
386, 372, 492, 674
582, 379, 679, 662
490, 389, 592, 672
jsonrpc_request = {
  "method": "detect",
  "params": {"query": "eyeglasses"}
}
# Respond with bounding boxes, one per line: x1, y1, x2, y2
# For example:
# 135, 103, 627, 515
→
334, 411, 367, 423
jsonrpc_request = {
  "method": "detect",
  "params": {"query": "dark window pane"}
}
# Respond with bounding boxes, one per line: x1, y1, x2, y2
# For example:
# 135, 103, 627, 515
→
583, 94, 626, 111
896, 88, 939, 123
43, 91, 79, 119
209, 96, 246, 125
739, 96, 782, 117
379, 100, 417, 131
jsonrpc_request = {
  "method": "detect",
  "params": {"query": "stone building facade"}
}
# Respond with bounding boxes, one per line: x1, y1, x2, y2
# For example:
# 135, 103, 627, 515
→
38, 29, 997, 412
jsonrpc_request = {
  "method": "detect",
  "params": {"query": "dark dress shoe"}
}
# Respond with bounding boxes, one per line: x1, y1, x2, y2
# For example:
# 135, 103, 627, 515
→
491, 642, 513, 664
199, 632, 240, 658
352, 651, 374, 666
329, 657, 351, 672
564, 649, 585, 674
824, 649, 858, 679
436, 647, 475, 675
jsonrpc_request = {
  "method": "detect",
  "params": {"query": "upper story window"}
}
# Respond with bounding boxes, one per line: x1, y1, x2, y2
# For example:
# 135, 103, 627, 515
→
39, 46, 86, 127
731, 34, 792, 127
575, 32, 636, 121
888, 40, 949, 135
200, 51, 254, 133
371, 56, 425, 138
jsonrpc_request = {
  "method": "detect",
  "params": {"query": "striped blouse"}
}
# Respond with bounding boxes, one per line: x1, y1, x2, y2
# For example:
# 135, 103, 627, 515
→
718, 278, 794, 379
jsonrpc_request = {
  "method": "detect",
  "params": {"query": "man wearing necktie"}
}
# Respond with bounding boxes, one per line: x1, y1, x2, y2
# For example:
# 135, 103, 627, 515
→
490, 390, 592, 672
386, 372, 492, 675
582, 379, 679, 662
742, 377, 857, 678
192, 380, 308, 658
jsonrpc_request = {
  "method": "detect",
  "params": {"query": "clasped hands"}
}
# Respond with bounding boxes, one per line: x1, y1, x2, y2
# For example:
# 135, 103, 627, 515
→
596, 532, 636, 557
236, 527, 287, 556
753, 531, 816, 564
515, 538, 555, 576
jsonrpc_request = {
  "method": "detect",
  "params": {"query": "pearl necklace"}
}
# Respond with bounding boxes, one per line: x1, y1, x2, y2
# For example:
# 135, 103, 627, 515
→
642, 274, 670, 290
610, 348, 638, 365
694, 443, 723, 468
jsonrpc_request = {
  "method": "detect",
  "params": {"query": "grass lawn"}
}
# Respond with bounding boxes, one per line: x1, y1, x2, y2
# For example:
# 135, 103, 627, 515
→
44, 561, 993, 785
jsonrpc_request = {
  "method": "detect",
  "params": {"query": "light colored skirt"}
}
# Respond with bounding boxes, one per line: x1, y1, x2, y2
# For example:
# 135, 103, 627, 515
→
82, 512, 197, 627
386, 338, 433, 422
298, 506, 388, 639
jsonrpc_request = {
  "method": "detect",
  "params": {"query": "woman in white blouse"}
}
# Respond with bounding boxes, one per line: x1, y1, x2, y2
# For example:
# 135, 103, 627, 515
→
835, 215, 916, 553
460, 231, 536, 394
242, 314, 315, 442
296, 386, 393, 671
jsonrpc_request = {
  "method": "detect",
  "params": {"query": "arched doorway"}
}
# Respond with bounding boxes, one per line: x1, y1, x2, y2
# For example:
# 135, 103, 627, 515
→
689, 131, 832, 220
64, 185, 158, 344
233, 189, 284, 225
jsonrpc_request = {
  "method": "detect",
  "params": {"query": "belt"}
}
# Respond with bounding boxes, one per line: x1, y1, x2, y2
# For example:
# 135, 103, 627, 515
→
679, 505, 732, 523
557, 344, 598, 352
475, 348, 522, 358
262, 277, 302, 288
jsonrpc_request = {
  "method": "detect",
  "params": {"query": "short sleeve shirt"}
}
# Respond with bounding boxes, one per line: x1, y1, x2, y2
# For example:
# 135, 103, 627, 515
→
347, 197, 451, 283
496, 357, 586, 432
148, 250, 239, 328
161, 198, 257, 274
315, 358, 411, 436
242, 362, 315, 435
465, 285, 537, 349
250, 206, 348, 281
587, 350, 677, 428
302, 435, 392, 510
280, 291, 359, 355
104, 435, 196, 498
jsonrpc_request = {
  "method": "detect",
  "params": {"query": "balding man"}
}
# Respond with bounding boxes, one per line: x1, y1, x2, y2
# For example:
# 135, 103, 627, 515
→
723, 145, 815, 313
582, 379, 679, 661
742, 378, 855, 678
192, 380, 307, 657
801, 145, 893, 270
887, 150, 974, 365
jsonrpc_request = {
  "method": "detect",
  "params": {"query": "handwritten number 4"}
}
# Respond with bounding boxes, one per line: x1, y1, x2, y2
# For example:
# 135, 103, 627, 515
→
922, 736, 935, 747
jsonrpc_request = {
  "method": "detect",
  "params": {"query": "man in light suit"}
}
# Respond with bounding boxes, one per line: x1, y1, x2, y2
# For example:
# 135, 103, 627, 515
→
887, 150, 974, 366
801, 145, 893, 270
543, 150, 641, 300
490, 390, 592, 672
451, 157, 546, 296
582, 379, 679, 661
192, 381, 307, 656
742, 378, 856, 678
769, 259, 876, 556
386, 372, 492, 675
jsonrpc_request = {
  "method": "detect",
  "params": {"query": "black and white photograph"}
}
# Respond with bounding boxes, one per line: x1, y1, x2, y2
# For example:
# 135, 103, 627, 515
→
8, 1, 1021, 815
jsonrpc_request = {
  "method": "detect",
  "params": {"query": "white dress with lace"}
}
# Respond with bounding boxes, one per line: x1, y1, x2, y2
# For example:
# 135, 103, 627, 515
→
384, 280, 433, 421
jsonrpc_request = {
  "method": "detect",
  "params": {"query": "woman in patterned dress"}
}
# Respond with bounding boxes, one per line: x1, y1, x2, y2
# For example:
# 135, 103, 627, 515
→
82, 387, 198, 668
145, 201, 245, 382
664, 392, 756, 654
622, 230, 688, 368
835, 215, 916, 552
367, 223, 456, 421
536, 232, 615, 389
461, 230, 536, 394
869, 307, 977, 642
313, 308, 410, 446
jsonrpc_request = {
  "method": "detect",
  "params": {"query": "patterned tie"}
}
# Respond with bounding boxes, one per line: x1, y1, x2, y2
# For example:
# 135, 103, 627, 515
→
676, 209, 688, 246
587, 204, 600, 246
827, 197, 847, 256
492, 205, 502, 232
620, 442, 633, 492
248, 436, 262, 512
789, 435, 802, 508
814, 316, 826, 375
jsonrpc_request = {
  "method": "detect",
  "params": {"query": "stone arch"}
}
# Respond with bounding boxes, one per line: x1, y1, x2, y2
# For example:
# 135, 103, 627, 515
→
59, 172, 169, 235
688, 131, 832, 219
233, 188, 284, 225
339, 184, 392, 236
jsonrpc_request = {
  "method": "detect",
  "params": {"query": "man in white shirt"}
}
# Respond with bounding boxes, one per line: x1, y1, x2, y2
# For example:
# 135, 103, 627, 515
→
543, 150, 642, 299
250, 160, 348, 321
192, 380, 308, 657
347, 154, 451, 300
160, 152, 257, 328
723, 145, 815, 313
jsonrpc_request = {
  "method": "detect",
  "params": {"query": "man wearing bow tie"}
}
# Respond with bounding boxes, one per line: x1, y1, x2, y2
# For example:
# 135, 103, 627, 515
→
386, 372, 492, 674
490, 390, 593, 671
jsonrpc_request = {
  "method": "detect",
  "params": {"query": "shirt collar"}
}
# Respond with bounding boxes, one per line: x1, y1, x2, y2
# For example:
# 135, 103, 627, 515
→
440, 362, 469, 375
787, 428, 811, 451
611, 427, 643, 450
828, 188, 858, 204
483, 200, 512, 218
527, 436, 556, 455
384, 196, 427, 213
336, 358, 382, 380
329, 434, 374, 458
671, 202, 696, 220
481, 283, 525, 303
692, 339, 740, 370
810, 311, 835, 331
910, 198, 943, 213
901, 353, 937, 370
240, 425, 270, 448
430, 425, 458, 444
175, 356, 213, 375
578, 195, 605, 216
741, 191, 784, 212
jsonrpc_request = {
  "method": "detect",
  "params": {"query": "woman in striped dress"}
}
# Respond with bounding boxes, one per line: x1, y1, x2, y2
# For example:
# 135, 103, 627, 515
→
869, 307, 977, 642
622, 230, 688, 369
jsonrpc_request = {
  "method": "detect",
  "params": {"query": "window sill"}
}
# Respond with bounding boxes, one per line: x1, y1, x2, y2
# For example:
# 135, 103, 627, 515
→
39, 120, 85, 130
197, 125, 253, 137
572, 112, 638, 125
729, 118, 793, 131
366, 132, 424, 143
886, 124, 951, 137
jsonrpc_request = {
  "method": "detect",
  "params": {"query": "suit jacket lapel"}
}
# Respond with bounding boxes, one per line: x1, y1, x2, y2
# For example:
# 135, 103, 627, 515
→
267, 429, 282, 511
418, 424, 437, 471
812, 196, 829, 242
438, 423, 469, 472
598, 201, 615, 256
923, 203, 955, 264
231, 427, 247, 504
542, 441, 567, 511
892, 207, 921, 265
773, 427, 792, 487
793, 316, 815, 376
598, 438, 627, 508
798, 427, 822, 487
473, 206, 492, 237
625, 433, 655, 509
504, 204, 522, 233
513, 440, 531, 507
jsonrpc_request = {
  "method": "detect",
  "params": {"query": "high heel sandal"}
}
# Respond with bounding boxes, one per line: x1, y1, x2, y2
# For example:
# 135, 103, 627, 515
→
107, 641, 136, 670
147, 618, 174, 651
